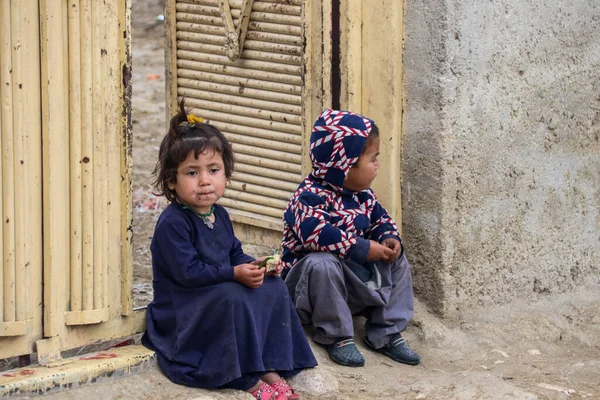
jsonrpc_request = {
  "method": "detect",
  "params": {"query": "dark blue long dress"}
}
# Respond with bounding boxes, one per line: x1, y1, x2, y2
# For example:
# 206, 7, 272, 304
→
142, 203, 317, 389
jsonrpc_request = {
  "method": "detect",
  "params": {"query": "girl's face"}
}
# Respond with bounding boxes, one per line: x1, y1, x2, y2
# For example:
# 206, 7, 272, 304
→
343, 135, 380, 192
169, 149, 227, 214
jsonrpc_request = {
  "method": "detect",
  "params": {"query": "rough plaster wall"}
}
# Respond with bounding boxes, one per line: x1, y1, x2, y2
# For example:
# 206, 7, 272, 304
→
404, 0, 600, 316
402, 0, 448, 313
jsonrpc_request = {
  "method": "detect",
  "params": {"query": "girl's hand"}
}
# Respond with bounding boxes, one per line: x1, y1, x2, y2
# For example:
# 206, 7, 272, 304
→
366, 240, 395, 262
251, 257, 267, 267
381, 238, 401, 263
234, 263, 265, 288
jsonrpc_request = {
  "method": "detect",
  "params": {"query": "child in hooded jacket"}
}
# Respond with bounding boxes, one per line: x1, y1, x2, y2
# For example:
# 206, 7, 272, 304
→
281, 109, 420, 367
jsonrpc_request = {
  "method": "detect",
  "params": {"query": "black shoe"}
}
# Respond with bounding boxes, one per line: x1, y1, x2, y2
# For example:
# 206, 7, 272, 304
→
365, 333, 421, 365
325, 338, 365, 367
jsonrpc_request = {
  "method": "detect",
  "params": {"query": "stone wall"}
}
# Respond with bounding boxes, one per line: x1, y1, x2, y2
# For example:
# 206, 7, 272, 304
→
403, 0, 600, 316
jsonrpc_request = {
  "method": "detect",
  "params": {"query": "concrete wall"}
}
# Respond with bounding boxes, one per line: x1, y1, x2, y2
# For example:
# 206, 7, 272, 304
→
403, 0, 600, 317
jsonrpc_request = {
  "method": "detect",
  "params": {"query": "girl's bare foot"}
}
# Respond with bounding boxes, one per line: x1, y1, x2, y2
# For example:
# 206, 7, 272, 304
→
248, 380, 282, 400
259, 373, 300, 399
270, 378, 301, 399
248, 380, 264, 393
259, 372, 282, 385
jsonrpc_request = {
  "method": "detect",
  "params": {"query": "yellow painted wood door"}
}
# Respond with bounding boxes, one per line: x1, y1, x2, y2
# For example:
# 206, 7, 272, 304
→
1, 0, 142, 360
0, 0, 43, 359
39, 0, 143, 353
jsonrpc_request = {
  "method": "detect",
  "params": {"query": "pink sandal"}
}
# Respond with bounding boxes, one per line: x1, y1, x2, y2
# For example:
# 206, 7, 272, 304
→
250, 381, 287, 400
271, 379, 301, 400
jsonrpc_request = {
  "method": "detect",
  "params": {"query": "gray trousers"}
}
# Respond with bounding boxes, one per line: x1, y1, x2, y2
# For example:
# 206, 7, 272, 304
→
284, 252, 414, 349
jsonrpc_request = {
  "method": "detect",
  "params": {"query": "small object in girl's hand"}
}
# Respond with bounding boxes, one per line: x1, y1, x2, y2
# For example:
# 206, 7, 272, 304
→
258, 253, 281, 273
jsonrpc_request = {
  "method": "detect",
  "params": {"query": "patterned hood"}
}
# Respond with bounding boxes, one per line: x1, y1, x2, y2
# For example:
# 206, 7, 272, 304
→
309, 109, 374, 189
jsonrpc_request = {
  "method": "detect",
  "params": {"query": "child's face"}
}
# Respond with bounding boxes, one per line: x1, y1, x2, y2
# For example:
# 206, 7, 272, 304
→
168, 149, 227, 214
343, 135, 380, 192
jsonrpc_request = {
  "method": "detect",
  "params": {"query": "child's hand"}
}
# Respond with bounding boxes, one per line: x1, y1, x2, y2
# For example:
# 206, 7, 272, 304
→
234, 263, 265, 288
366, 240, 395, 262
381, 238, 402, 263
251, 257, 268, 267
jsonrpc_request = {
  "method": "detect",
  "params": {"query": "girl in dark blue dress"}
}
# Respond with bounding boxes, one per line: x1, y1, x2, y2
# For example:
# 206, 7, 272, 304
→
142, 101, 317, 400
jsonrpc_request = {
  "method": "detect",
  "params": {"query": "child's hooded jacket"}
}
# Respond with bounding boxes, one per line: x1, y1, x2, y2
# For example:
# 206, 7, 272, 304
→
281, 109, 401, 270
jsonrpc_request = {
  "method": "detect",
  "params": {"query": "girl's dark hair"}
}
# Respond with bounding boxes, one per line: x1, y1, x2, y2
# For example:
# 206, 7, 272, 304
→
153, 99, 234, 203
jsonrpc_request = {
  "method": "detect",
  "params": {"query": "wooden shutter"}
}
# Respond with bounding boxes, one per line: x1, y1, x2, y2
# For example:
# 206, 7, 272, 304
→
167, 0, 324, 232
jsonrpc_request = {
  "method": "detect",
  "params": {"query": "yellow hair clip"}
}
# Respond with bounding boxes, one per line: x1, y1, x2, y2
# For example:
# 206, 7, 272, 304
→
187, 113, 204, 126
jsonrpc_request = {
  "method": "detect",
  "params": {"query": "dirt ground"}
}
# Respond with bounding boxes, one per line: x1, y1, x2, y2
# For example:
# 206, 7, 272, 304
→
124, 1, 600, 398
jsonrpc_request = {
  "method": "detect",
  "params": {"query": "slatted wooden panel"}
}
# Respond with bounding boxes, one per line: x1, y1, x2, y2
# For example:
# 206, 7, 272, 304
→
0, 0, 142, 360
40, 0, 139, 344
173, 0, 305, 230
0, 0, 43, 358
61, 0, 114, 326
